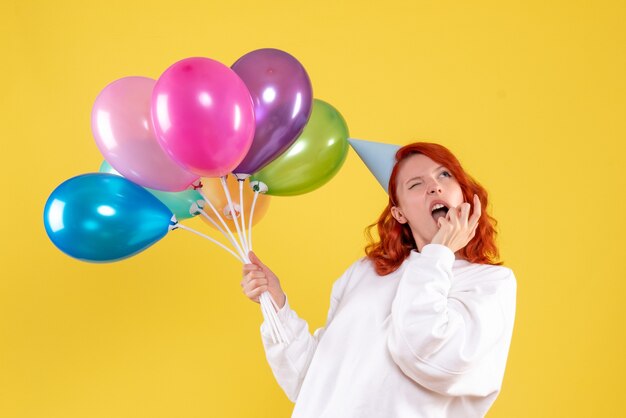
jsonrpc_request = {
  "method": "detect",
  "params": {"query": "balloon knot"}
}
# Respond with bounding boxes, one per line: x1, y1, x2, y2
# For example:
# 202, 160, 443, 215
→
250, 180, 268, 193
189, 200, 205, 216
233, 173, 250, 181
168, 215, 179, 231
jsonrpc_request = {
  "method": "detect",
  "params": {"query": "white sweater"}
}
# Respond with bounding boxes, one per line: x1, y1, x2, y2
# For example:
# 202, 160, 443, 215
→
260, 244, 517, 418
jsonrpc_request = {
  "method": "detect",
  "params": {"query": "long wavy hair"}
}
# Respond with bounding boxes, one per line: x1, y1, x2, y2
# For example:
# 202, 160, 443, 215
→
365, 142, 501, 275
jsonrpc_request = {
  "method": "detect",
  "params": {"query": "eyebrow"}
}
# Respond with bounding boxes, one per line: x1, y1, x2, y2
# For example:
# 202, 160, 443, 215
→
404, 166, 446, 184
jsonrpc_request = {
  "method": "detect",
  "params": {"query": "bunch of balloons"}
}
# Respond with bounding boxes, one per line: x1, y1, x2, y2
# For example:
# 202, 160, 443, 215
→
43, 49, 350, 343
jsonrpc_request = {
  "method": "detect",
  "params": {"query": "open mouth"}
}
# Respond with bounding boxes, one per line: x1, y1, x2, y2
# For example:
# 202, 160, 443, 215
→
431, 203, 449, 223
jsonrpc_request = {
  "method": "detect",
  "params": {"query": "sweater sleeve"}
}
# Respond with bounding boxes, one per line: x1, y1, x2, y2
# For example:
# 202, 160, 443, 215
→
387, 244, 517, 397
259, 261, 357, 402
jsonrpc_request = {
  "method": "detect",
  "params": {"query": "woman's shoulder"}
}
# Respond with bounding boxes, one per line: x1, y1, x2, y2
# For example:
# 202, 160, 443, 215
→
454, 260, 515, 277
454, 261, 517, 293
342, 255, 376, 278
330, 256, 379, 288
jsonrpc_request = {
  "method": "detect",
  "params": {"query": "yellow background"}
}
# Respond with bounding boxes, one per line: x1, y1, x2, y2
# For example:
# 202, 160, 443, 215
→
2, 0, 625, 416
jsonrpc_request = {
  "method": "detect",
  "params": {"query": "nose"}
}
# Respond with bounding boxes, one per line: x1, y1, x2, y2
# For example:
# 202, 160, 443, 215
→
427, 180, 442, 195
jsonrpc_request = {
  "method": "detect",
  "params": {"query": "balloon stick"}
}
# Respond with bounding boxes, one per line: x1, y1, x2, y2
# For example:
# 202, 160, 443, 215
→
238, 179, 250, 254
248, 191, 260, 251
198, 188, 247, 261
192, 202, 246, 261
220, 176, 249, 258
171, 222, 242, 263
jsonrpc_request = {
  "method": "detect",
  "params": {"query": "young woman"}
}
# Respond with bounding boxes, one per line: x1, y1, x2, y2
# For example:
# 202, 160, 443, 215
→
241, 142, 517, 418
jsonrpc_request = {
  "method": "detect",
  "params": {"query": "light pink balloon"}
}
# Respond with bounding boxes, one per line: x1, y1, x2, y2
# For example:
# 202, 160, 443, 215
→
151, 57, 255, 178
91, 76, 199, 191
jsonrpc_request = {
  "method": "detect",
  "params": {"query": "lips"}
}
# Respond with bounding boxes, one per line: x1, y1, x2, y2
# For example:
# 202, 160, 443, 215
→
430, 201, 449, 223
429, 200, 450, 212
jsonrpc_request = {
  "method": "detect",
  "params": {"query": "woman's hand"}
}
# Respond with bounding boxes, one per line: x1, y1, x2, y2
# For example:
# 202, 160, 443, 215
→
241, 251, 286, 309
430, 194, 481, 253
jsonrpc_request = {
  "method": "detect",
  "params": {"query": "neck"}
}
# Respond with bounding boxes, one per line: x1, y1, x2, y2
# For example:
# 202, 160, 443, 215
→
415, 240, 464, 261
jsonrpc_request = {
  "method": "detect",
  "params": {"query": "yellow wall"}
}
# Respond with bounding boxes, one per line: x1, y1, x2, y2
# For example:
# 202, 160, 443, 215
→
2, 0, 625, 416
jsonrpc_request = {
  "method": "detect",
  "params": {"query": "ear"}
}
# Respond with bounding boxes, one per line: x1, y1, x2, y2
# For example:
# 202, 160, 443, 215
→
391, 206, 407, 224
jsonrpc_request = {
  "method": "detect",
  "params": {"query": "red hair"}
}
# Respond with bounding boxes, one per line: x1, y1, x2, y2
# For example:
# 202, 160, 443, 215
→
365, 142, 501, 275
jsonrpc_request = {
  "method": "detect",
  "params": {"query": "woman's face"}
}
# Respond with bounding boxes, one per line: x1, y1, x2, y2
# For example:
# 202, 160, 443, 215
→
391, 153, 464, 251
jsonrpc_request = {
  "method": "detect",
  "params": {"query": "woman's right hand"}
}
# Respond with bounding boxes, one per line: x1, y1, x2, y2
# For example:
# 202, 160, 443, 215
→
241, 251, 286, 309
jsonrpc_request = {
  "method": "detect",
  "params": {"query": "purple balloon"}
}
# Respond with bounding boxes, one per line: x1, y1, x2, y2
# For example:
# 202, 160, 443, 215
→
232, 49, 313, 175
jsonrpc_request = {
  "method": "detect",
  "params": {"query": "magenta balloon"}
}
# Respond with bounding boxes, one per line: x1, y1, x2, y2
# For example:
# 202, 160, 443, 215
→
232, 49, 313, 175
91, 77, 199, 191
151, 57, 255, 178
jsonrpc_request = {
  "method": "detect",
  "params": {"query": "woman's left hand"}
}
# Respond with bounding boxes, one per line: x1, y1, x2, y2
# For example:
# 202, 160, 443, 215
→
430, 194, 481, 253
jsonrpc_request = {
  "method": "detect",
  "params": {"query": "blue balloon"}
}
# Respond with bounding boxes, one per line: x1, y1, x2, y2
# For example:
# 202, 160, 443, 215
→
43, 173, 174, 262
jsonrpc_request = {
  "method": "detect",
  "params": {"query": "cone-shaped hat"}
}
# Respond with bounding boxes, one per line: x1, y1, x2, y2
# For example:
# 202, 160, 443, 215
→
348, 138, 401, 192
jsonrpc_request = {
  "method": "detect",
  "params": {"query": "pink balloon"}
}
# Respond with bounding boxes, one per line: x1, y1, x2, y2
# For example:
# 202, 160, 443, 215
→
151, 57, 255, 178
91, 76, 199, 191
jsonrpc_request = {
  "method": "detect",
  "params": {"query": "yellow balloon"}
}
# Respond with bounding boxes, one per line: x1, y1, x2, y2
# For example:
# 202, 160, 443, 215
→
200, 176, 270, 233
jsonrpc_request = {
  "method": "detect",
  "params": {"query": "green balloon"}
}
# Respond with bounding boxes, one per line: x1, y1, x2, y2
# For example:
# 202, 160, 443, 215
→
99, 161, 203, 220
145, 189, 203, 221
251, 99, 349, 196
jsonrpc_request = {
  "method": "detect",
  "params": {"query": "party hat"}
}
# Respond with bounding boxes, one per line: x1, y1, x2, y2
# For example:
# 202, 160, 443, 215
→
348, 138, 400, 192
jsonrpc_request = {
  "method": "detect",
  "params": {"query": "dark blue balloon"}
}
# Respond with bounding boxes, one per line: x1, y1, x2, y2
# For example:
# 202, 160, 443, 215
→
43, 173, 174, 262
